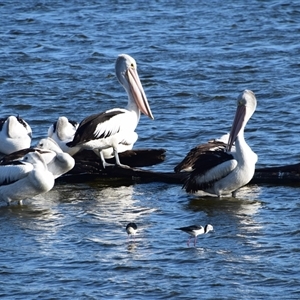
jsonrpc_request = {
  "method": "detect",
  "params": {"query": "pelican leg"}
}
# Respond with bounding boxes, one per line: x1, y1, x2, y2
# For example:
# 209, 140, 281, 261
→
232, 190, 238, 198
113, 148, 130, 169
99, 150, 114, 169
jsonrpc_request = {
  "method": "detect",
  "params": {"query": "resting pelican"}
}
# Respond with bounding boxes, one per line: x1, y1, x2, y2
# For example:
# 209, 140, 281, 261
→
183, 90, 258, 197
48, 116, 80, 156
176, 224, 214, 247
66, 54, 154, 168
36, 137, 75, 178
0, 150, 55, 205
0, 115, 32, 155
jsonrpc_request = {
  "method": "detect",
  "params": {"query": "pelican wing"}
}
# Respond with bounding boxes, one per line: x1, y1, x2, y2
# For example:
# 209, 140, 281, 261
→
174, 141, 227, 172
0, 163, 33, 185
184, 151, 237, 192
67, 110, 125, 146
0, 148, 36, 165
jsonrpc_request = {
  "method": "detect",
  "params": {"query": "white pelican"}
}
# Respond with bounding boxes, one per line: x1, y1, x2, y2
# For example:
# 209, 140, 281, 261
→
176, 224, 214, 247
0, 150, 55, 205
0, 115, 32, 155
126, 222, 138, 240
36, 137, 75, 178
183, 90, 258, 197
48, 116, 80, 156
66, 54, 154, 168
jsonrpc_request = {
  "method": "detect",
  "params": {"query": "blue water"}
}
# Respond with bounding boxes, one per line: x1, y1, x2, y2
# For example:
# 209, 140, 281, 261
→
1, 1, 300, 299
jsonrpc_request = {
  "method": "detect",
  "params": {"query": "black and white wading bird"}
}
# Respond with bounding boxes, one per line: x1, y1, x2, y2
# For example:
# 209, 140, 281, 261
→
126, 222, 138, 240
176, 224, 214, 247
183, 90, 258, 197
66, 54, 154, 168
0, 115, 32, 155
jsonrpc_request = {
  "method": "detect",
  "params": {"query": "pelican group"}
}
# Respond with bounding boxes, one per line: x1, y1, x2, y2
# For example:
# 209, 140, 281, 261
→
66, 54, 154, 168
183, 90, 258, 197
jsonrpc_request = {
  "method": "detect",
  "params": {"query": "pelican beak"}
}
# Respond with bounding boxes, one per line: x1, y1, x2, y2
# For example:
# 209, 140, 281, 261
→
227, 103, 246, 151
127, 68, 154, 120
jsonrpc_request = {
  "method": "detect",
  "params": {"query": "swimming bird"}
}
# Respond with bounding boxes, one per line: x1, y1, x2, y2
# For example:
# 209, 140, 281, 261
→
66, 54, 154, 168
0, 115, 32, 155
47, 116, 80, 156
36, 137, 75, 178
183, 90, 258, 197
0, 150, 55, 205
176, 224, 214, 247
126, 222, 138, 240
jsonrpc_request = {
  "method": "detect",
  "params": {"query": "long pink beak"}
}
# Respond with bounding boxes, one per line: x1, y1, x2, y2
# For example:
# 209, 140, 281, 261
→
227, 104, 246, 151
127, 68, 154, 120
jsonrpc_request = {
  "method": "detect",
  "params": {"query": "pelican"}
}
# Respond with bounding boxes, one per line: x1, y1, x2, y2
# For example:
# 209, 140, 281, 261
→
176, 224, 214, 247
48, 116, 80, 156
66, 54, 154, 168
36, 137, 75, 178
183, 90, 258, 197
0, 115, 32, 155
0, 150, 55, 205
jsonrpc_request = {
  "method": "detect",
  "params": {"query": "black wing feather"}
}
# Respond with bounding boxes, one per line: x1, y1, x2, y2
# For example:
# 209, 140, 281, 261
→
183, 150, 234, 193
67, 111, 125, 146
174, 141, 227, 173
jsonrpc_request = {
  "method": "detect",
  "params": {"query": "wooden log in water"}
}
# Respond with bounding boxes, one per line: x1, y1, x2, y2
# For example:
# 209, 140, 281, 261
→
59, 148, 300, 186
251, 163, 300, 185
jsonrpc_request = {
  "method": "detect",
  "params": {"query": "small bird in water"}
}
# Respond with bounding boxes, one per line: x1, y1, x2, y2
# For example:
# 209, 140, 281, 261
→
126, 222, 137, 241
176, 224, 214, 247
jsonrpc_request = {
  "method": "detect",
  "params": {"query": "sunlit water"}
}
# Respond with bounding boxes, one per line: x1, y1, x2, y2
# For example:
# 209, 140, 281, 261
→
1, 1, 300, 299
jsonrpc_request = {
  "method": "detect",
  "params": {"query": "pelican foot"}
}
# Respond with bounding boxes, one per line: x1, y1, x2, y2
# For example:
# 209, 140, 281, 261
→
115, 163, 131, 169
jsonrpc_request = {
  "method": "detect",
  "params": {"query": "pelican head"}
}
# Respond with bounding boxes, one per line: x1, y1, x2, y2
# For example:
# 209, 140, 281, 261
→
227, 90, 257, 151
115, 54, 154, 120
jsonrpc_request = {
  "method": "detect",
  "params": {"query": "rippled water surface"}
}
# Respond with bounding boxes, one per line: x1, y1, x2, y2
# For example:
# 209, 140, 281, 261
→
1, 1, 300, 299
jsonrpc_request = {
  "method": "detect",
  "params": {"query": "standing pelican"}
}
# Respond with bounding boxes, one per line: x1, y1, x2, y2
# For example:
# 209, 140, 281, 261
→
0, 150, 55, 205
183, 90, 258, 197
0, 115, 32, 155
66, 54, 154, 168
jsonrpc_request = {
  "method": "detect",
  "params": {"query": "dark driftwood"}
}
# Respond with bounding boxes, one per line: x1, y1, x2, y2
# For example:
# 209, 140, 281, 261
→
59, 148, 300, 186
251, 164, 300, 185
